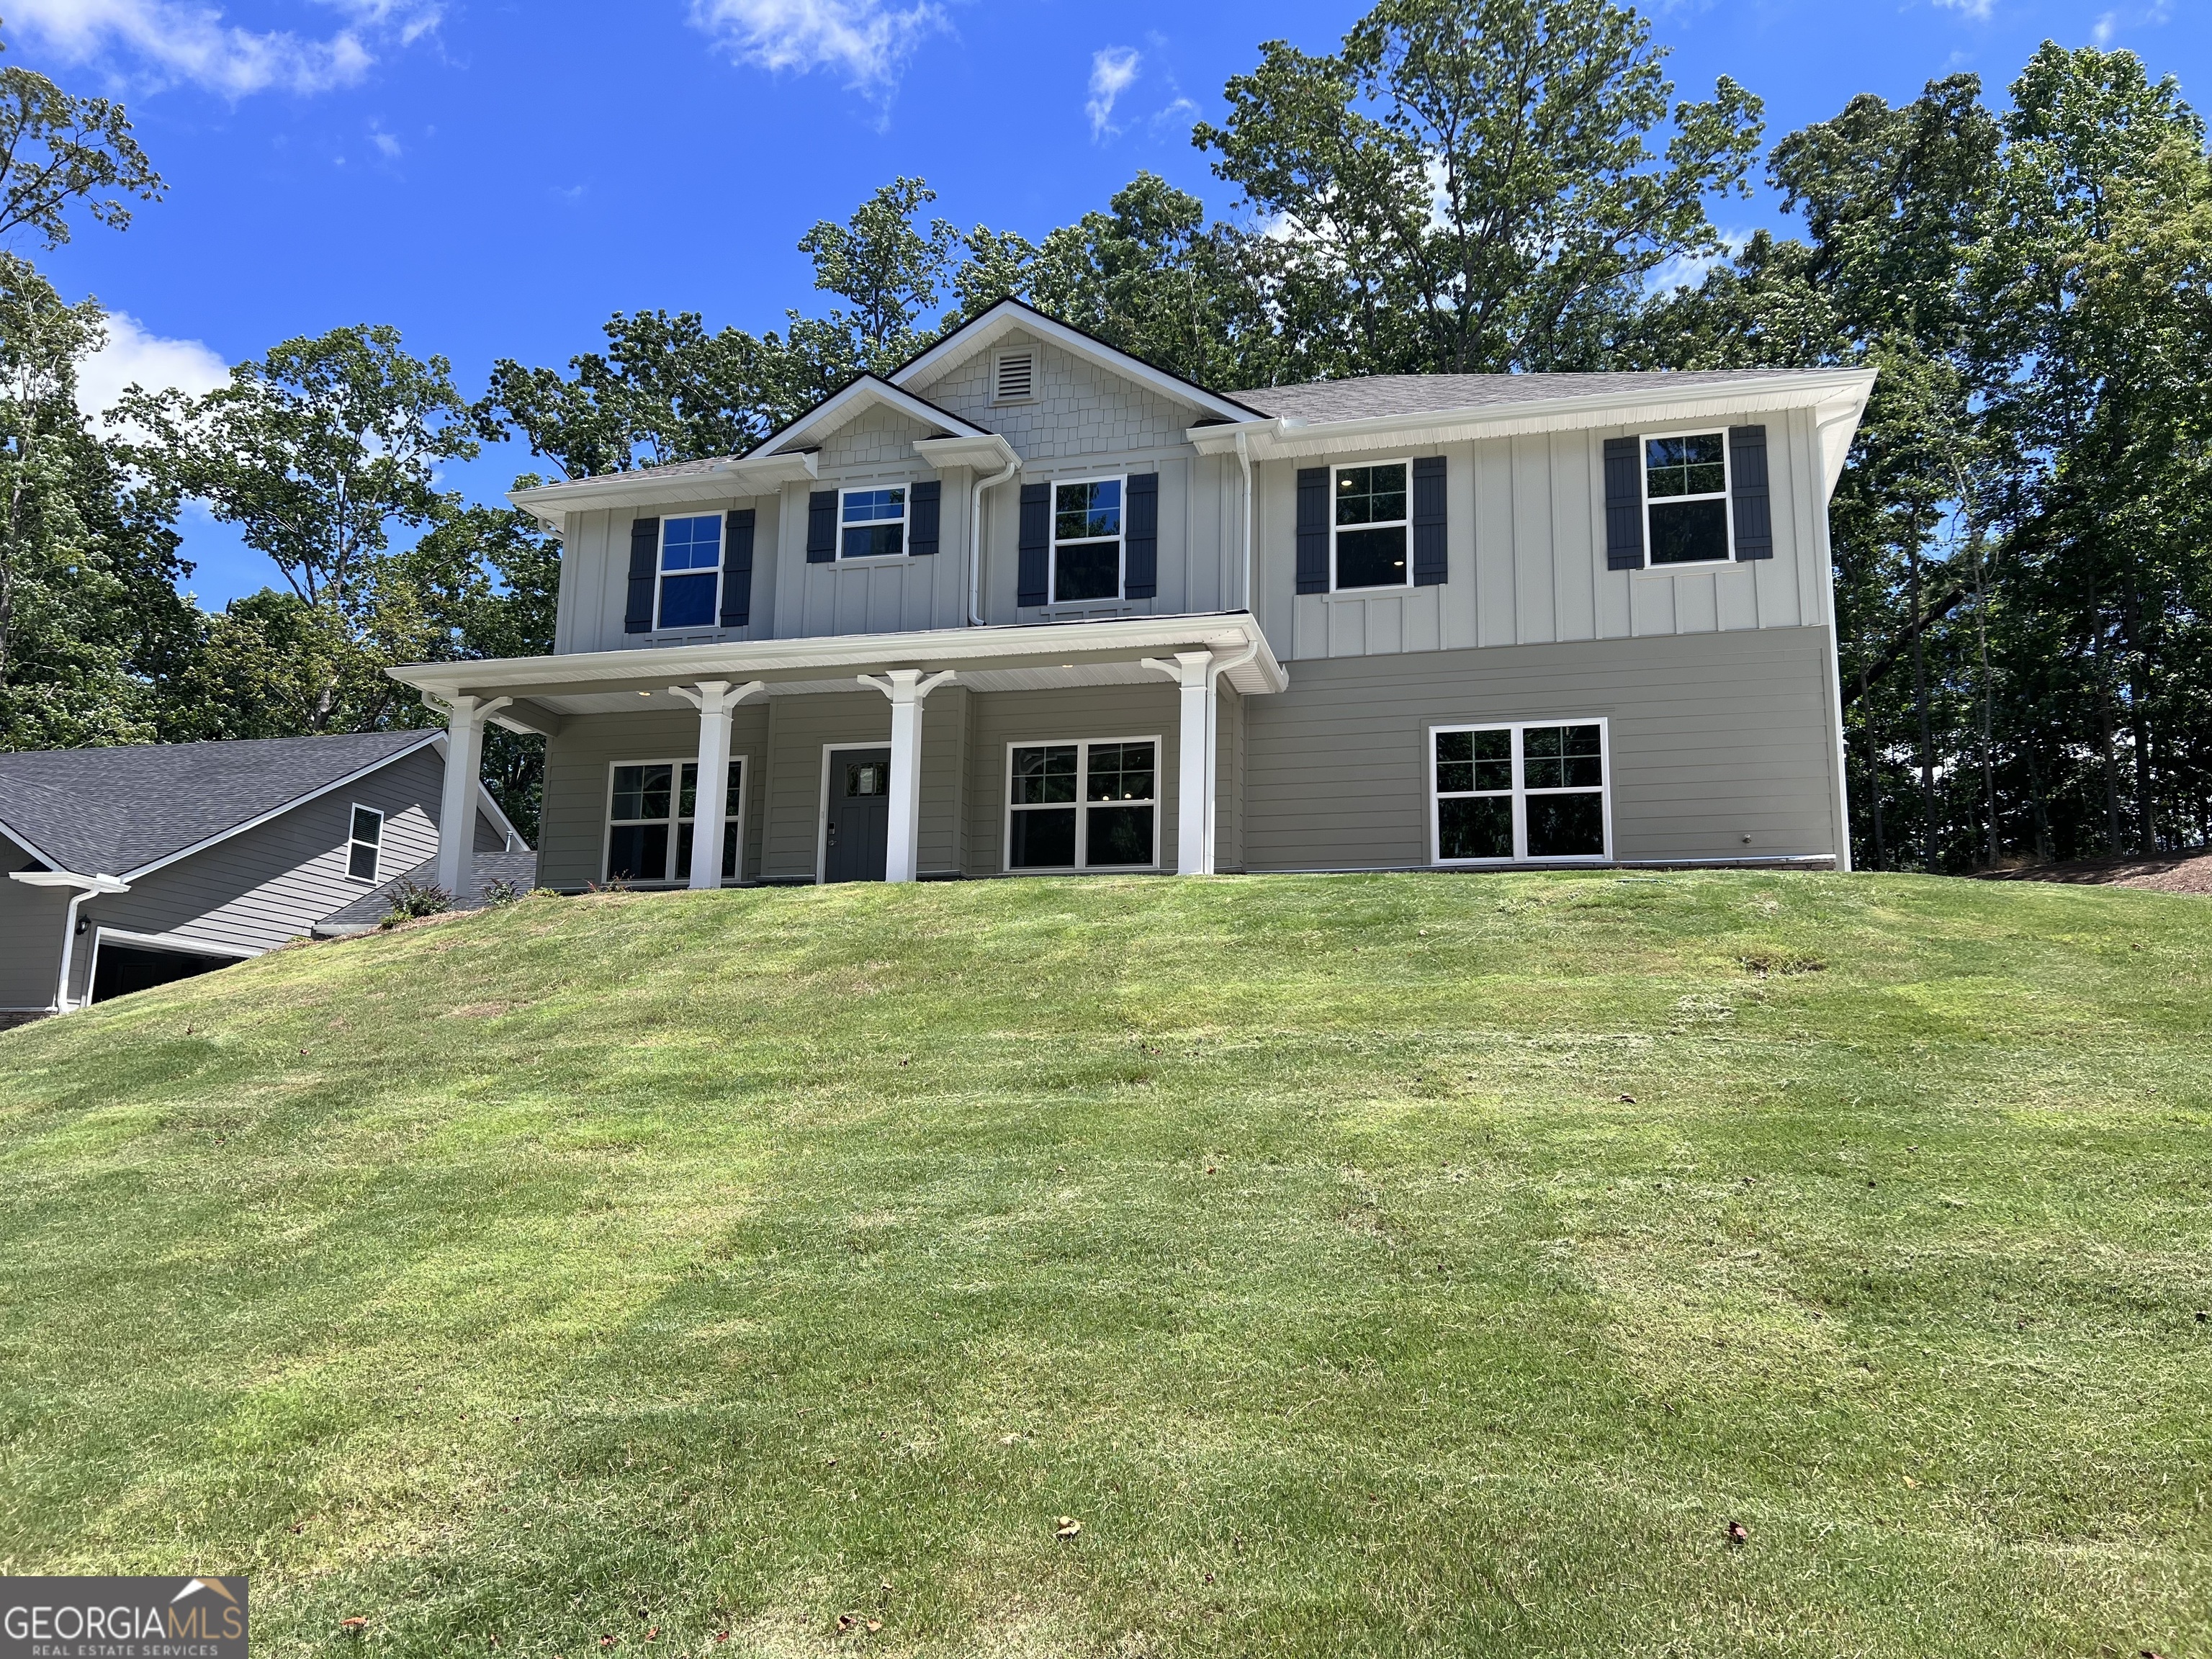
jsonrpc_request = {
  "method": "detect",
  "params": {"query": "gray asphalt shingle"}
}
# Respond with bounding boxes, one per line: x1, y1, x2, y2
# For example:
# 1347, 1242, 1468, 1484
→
1229, 369, 1819, 424
0, 731, 439, 877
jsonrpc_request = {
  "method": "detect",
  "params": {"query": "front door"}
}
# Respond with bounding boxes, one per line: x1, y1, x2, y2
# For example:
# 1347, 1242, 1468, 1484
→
824, 747, 891, 882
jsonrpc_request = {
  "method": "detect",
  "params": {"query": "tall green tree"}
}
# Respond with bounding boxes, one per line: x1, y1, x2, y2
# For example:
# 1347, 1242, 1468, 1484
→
1195, 0, 1763, 376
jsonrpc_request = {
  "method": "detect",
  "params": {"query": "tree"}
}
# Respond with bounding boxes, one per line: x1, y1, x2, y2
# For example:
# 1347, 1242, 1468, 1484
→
1195, 0, 1763, 375
120, 325, 482, 730
0, 42, 165, 249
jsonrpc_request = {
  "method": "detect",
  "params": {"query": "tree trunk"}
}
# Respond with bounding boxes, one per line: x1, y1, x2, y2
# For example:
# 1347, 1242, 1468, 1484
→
1858, 662, 1885, 871
2090, 611, 2124, 854
1905, 520, 1938, 871
2122, 580, 2155, 855
1972, 533, 1997, 868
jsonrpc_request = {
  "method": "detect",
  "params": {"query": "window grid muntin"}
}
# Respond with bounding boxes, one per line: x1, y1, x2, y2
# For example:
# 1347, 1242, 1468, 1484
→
1050, 475, 1125, 604
1004, 737, 1159, 871
606, 756, 746, 884
1331, 459, 1412, 591
656, 514, 724, 629
839, 485, 907, 560
346, 804, 384, 884
1430, 721, 1610, 865
1640, 429, 1733, 568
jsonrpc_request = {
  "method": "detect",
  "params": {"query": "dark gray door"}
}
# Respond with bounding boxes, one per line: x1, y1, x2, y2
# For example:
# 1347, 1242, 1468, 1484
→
824, 747, 891, 883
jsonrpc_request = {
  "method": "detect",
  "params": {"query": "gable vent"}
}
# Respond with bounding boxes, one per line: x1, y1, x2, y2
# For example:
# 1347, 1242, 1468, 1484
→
994, 351, 1035, 403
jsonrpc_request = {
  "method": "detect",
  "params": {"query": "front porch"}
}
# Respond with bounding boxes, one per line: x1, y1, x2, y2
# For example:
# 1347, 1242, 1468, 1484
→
389, 614, 1285, 894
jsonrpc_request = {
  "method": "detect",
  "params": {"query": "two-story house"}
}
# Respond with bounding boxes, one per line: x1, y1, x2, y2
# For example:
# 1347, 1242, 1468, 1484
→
390, 300, 1874, 894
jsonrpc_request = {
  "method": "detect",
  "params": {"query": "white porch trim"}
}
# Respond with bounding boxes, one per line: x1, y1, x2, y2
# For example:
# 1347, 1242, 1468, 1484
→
857, 669, 956, 884
670, 680, 765, 889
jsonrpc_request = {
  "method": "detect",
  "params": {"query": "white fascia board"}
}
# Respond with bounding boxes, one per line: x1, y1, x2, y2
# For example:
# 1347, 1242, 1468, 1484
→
891, 300, 1265, 428
508, 451, 821, 529
113, 733, 446, 884
754, 376, 990, 457
1190, 369, 1879, 495
387, 611, 1288, 697
11, 869, 130, 892
913, 432, 1022, 473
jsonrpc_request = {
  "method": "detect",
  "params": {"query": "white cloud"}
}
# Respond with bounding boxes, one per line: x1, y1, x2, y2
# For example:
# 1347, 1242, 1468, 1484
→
76, 313, 229, 421
1148, 95, 1199, 135
370, 125, 403, 158
1931, 0, 1995, 19
9, 0, 439, 97
1087, 45, 1141, 140
689, 0, 946, 94
2093, 10, 2118, 41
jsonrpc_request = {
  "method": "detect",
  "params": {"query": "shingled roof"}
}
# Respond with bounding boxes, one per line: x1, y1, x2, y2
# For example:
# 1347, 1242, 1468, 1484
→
0, 731, 439, 878
1231, 369, 1818, 425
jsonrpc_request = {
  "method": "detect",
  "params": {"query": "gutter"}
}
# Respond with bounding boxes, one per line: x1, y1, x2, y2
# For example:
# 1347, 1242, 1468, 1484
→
968, 450, 1021, 627
9, 870, 130, 1014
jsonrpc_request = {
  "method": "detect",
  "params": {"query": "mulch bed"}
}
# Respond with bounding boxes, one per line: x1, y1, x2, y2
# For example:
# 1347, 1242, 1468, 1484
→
1974, 848, 2212, 896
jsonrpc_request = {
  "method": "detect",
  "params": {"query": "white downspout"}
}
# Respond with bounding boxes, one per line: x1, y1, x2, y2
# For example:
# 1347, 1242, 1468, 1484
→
55, 889, 94, 1012
1233, 428, 1256, 616
10, 871, 132, 1013
969, 451, 1020, 627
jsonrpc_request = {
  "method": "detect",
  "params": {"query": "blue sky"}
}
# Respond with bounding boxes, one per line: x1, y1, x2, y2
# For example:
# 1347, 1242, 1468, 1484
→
12, 0, 2205, 608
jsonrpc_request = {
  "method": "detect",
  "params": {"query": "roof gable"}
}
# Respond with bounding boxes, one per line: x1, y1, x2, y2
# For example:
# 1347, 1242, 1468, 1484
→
891, 300, 1262, 426
755, 374, 989, 458
0, 731, 439, 878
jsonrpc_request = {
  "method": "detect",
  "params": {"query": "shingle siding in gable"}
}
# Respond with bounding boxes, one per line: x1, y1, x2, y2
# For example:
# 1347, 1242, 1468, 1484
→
818, 405, 937, 472
907, 333, 1198, 461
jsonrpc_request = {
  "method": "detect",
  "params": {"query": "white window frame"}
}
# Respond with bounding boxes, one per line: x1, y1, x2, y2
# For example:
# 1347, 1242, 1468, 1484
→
1048, 473, 1128, 606
1428, 719, 1613, 866
601, 755, 750, 886
837, 484, 909, 562
655, 513, 726, 631
1328, 457, 1415, 593
344, 803, 384, 885
1002, 735, 1161, 873
1639, 428, 1735, 570
992, 347, 1037, 405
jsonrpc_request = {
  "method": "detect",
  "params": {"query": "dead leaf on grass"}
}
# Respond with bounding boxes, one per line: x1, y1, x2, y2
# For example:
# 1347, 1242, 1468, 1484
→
1055, 1516, 1083, 1539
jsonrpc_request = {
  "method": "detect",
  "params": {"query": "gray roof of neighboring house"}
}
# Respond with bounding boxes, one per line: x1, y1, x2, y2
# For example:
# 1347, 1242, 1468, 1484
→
0, 730, 439, 878
1230, 369, 1819, 424
312, 850, 541, 937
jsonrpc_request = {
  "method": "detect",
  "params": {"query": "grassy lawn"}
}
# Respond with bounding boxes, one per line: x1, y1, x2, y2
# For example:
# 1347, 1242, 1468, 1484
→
0, 871, 2207, 1658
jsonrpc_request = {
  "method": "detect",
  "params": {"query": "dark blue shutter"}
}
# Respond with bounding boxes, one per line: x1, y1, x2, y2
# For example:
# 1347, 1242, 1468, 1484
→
1123, 472, 1158, 599
625, 516, 660, 633
1728, 426, 1773, 561
1017, 481, 1050, 607
1295, 467, 1329, 594
1604, 438, 1644, 571
720, 508, 754, 627
908, 479, 940, 556
806, 490, 837, 562
1411, 456, 1447, 586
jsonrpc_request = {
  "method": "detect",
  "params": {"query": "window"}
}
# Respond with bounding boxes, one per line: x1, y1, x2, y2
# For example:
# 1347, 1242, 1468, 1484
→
994, 349, 1035, 403
346, 805, 383, 883
1644, 433, 1731, 565
840, 487, 906, 559
1334, 462, 1409, 589
1006, 739, 1157, 871
1431, 721, 1609, 863
606, 758, 745, 884
657, 514, 723, 628
1052, 477, 1123, 603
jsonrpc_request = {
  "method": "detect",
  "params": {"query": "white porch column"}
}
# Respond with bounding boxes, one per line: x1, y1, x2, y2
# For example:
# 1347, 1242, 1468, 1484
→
431, 693, 509, 899
1141, 652, 1215, 875
858, 669, 956, 883
671, 680, 765, 890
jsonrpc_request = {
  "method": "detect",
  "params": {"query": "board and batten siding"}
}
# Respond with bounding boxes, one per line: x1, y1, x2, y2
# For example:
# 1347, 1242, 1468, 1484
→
555, 495, 786, 656
1241, 626, 1845, 872
62, 746, 505, 1004
1250, 405, 1828, 664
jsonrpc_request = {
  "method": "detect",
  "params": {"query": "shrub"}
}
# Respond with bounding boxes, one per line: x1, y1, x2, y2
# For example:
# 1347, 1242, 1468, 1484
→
380, 880, 453, 926
482, 878, 524, 908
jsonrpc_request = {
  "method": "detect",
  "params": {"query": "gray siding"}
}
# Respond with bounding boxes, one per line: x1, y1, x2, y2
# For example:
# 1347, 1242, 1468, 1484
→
538, 705, 772, 889
1243, 626, 1844, 871
555, 495, 786, 656
963, 683, 1181, 876
0, 827, 68, 1011
58, 747, 508, 1006
1250, 406, 1829, 664
907, 328, 1202, 462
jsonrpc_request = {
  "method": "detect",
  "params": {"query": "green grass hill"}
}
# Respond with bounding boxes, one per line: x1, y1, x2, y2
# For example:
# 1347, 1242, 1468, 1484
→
1, 872, 2207, 1658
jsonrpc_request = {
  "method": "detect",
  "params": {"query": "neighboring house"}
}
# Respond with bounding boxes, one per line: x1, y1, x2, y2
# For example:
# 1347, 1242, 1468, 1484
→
390, 299, 1874, 897
0, 732, 529, 1022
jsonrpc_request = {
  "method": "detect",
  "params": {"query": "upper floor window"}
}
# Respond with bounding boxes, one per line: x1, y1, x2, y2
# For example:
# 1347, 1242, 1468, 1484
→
657, 514, 723, 628
1644, 434, 1731, 565
842, 487, 906, 558
1053, 477, 1123, 603
1334, 462, 1409, 589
